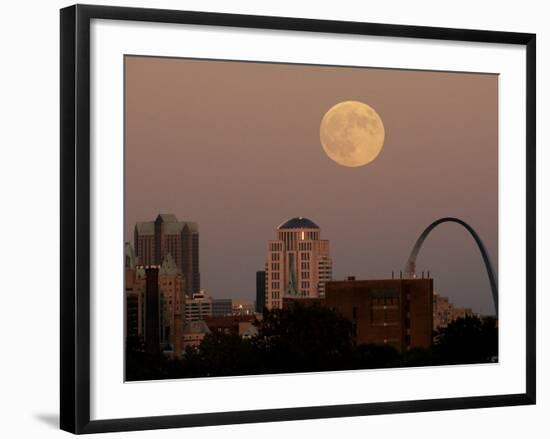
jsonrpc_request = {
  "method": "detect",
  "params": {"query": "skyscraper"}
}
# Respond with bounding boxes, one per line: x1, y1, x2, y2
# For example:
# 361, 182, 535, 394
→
125, 243, 145, 340
158, 253, 186, 347
256, 271, 266, 312
265, 217, 332, 310
124, 243, 186, 352
134, 213, 200, 294
144, 266, 160, 354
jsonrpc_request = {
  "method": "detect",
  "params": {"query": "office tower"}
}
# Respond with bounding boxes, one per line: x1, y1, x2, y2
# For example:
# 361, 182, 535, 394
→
134, 213, 200, 294
158, 253, 186, 347
125, 243, 186, 352
125, 242, 144, 339
256, 271, 266, 312
265, 217, 332, 310
144, 266, 160, 354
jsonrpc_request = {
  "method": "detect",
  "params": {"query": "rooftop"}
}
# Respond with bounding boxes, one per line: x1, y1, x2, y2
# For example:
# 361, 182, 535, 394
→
277, 217, 319, 230
134, 213, 198, 236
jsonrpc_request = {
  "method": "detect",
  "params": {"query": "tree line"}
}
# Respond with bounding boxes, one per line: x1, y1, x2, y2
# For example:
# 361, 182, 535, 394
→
126, 303, 498, 381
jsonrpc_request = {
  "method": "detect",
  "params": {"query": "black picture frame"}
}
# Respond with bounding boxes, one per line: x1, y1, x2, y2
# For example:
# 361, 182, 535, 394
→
60, 4, 536, 434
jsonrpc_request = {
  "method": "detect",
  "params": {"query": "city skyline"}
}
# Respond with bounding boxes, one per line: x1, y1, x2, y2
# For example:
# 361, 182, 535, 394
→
125, 56, 498, 315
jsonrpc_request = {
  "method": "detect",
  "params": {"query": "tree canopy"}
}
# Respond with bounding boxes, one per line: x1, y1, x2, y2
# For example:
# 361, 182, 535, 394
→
126, 305, 498, 381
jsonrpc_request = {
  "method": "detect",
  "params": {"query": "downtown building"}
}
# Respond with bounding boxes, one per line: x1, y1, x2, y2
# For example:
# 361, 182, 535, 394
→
256, 271, 266, 312
232, 298, 256, 316
324, 278, 433, 352
185, 290, 213, 322
212, 298, 233, 316
282, 277, 434, 352
134, 213, 200, 295
125, 243, 186, 355
265, 217, 332, 310
433, 293, 475, 330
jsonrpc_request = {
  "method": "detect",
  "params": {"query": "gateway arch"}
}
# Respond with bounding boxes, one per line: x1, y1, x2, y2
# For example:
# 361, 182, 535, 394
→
404, 217, 498, 316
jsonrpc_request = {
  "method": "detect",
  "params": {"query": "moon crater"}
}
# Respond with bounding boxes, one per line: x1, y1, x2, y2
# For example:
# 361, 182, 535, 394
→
320, 101, 385, 167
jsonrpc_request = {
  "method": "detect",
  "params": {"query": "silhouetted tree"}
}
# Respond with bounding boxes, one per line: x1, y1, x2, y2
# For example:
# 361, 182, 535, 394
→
433, 315, 498, 364
125, 350, 185, 381
182, 331, 258, 377
350, 343, 401, 369
126, 306, 499, 381
125, 335, 144, 353
254, 303, 355, 373
400, 346, 435, 367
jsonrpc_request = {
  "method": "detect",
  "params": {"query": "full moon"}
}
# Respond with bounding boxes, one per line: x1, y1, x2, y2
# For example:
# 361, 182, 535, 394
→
320, 101, 385, 167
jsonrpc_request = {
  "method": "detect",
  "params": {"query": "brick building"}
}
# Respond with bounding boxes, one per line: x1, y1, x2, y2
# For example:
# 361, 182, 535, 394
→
283, 279, 433, 352
323, 278, 434, 352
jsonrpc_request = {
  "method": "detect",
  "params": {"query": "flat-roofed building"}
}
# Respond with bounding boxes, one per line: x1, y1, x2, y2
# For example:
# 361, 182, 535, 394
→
212, 298, 233, 316
325, 278, 433, 352
185, 290, 213, 321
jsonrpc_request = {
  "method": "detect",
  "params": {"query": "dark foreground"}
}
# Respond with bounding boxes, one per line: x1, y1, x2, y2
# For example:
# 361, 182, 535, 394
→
126, 304, 498, 381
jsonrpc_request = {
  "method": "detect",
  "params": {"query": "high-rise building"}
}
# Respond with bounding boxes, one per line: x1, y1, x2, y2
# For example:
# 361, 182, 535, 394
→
144, 266, 160, 354
256, 271, 266, 312
134, 213, 200, 294
324, 278, 433, 352
265, 217, 332, 310
158, 253, 186, 347
125, 243, 144, 339
125, 243, 186, 352
212, 298, 233, 316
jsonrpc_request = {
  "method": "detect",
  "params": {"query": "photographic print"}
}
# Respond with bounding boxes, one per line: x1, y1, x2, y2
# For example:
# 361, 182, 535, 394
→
123, 55, 499, 381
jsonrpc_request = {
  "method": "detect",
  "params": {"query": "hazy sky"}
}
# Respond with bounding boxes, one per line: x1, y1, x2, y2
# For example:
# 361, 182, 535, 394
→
125, 56, 498, 315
